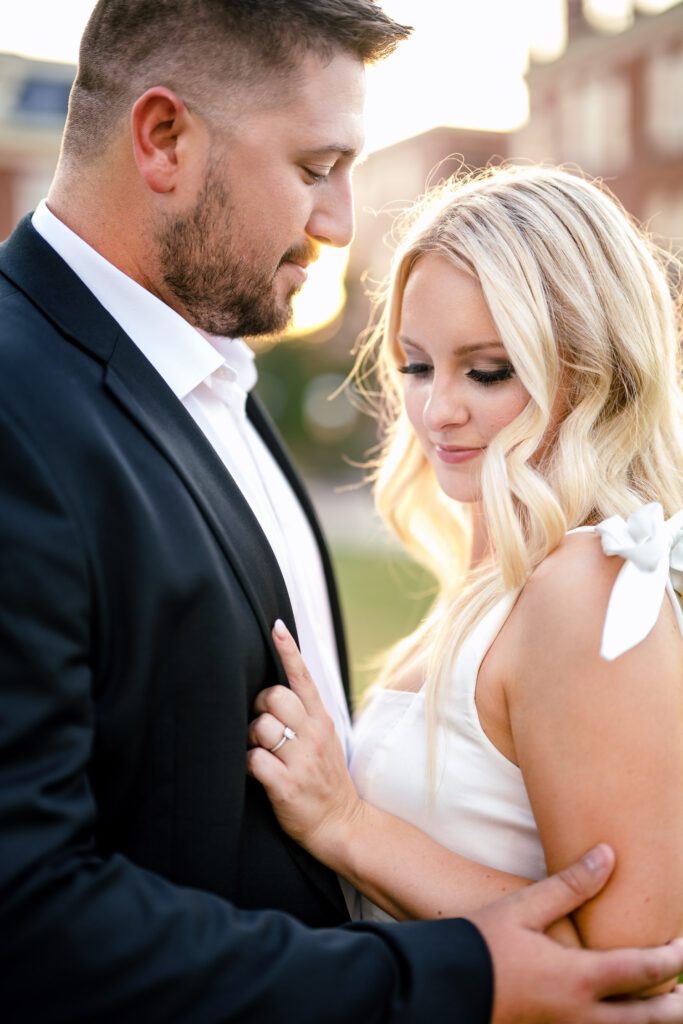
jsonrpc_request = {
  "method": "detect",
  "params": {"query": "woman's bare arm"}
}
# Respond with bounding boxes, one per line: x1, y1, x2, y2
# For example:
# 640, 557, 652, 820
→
506, 534, 683, 985
246, 624, 576, 933
307, 796, 534, 921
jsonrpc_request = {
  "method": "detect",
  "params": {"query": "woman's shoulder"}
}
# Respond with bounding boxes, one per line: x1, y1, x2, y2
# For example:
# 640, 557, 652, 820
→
505, 531, 617, 673
508, 505, 683, 678
517, 528, 619, 633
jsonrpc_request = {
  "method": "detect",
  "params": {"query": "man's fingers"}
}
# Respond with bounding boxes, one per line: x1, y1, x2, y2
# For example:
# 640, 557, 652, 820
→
513, 844, 616, 931
272, 619, 325, 715
593, 985, 683, 1024
590, 941, 683, 1000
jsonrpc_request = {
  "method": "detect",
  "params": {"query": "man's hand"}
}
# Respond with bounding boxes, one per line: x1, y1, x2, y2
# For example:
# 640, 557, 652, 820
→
470, 844, 683, 1023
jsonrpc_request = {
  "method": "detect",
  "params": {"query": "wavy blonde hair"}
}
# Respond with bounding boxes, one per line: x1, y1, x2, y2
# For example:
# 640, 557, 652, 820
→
356, 164, 683, 774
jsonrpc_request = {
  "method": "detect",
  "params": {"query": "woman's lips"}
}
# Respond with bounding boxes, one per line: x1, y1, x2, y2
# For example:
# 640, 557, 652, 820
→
435, 445, 483, 464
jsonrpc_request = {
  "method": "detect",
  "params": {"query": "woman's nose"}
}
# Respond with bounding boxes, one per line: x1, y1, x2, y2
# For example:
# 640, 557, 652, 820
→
422, 380, 469, 434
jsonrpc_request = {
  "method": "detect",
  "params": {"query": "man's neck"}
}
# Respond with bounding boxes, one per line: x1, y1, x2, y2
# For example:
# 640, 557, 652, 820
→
45, 180, 164, 302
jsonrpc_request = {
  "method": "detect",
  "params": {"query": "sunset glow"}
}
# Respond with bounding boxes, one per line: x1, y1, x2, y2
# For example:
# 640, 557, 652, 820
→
3, 0, 680, 334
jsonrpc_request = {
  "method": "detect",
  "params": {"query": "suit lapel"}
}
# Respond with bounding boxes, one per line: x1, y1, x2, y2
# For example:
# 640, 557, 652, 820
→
1, 218, 349, 920
0, 220, 344, 691
0, 217, 295, 677
247, 395, 351, 705
104, 339, 348, 922
104, 338, 297, 671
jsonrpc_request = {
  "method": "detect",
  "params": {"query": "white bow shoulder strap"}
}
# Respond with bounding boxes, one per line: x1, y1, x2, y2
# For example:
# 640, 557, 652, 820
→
595, 503, 683, 661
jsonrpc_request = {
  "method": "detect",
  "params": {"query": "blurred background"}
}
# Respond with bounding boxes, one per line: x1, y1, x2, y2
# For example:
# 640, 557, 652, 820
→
2, 0, 682, 699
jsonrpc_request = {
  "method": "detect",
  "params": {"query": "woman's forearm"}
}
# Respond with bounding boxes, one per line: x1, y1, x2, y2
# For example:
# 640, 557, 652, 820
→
311, 797, 534, 921
248, 624, 581, 933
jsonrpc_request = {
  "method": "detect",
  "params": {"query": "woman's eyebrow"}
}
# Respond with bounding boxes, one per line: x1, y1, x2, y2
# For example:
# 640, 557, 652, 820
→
396, 335, 427, 352
397, 335, 505, 355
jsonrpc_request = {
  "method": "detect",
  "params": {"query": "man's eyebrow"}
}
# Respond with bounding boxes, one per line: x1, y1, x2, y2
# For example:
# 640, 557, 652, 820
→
301, 144, 361, 160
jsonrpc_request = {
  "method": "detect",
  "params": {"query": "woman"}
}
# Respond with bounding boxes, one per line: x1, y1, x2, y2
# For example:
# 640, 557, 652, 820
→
247, 165, 683, 960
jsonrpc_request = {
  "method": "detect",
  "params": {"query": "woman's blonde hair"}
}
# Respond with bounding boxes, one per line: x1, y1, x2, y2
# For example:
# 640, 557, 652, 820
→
357, 164, 683, 776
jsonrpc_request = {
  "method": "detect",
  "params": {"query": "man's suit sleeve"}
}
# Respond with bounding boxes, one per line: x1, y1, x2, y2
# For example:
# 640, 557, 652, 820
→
0, 407, 493, 1023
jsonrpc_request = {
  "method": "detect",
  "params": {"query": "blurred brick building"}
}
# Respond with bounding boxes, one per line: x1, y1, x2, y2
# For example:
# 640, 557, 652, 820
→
342, 0, 683, 359
344, 126, 510, 347
511, 0, 683, 241
2, 1, 682, 248
1, 2, 682, 473
0, 53, 72, 239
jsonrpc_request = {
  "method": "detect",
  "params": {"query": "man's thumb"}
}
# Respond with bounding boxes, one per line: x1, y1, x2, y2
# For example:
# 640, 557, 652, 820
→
521, 844, 616, 931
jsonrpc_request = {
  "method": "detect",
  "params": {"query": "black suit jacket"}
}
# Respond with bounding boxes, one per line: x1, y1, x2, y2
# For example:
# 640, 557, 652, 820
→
0, 217, 493, 1023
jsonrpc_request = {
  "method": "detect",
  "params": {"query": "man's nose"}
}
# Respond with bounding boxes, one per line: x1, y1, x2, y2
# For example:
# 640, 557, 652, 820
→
306, 175, 354, 248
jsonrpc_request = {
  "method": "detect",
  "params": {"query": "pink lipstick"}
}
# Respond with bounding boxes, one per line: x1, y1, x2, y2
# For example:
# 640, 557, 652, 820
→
435, 445, 483, 464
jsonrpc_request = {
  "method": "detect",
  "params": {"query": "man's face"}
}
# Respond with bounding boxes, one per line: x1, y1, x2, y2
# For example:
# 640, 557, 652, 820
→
156, 51, 366, 337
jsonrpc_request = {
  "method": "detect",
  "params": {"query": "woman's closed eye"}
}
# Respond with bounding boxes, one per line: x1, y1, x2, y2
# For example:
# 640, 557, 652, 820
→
467, 364, 515, 386
397, 361, 431, 377
397, 362, 515, 385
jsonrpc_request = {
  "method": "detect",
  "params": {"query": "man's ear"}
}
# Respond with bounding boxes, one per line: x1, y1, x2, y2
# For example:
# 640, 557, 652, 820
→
131, 87, 194, 194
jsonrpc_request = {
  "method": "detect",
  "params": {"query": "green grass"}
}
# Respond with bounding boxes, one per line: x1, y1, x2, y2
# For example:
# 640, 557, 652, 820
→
331, 545, 436, 704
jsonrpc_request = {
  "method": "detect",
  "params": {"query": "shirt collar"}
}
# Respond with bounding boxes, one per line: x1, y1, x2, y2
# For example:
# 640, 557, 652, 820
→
201, 331, 258, 394
31, 199, 257, 400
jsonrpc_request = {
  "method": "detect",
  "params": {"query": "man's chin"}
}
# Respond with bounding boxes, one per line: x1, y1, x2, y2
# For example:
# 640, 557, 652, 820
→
238, 300, 294, 341
190, 289, 294, 338
260, 280, 301, 331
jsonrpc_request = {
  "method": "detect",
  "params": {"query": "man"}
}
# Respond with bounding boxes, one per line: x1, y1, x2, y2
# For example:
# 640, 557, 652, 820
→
0, 2, 682, 1021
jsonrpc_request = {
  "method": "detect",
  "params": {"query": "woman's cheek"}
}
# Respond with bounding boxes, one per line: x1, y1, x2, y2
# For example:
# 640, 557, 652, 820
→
403, 388, 426, 437
486, 383, 529, 434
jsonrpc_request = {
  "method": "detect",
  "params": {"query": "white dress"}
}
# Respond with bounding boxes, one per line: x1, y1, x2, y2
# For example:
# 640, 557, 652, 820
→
349, 504, 683, 923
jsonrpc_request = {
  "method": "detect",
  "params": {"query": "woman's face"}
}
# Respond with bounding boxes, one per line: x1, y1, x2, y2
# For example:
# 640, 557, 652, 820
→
397, 253, 529, 504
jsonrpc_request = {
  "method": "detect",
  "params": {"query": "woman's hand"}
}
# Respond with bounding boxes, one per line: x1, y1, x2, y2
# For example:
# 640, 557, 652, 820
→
246, 619, 365, 868
247, 627, 583, 927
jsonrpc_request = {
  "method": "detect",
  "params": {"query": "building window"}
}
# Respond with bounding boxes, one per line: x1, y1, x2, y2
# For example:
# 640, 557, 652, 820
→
557, 71, 632, 173
645, 45, 683, 154
16, 78, 71, 119
512, 103, 559, 163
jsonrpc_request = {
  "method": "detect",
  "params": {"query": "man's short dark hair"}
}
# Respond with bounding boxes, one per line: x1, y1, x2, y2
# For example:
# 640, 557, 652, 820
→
63, 0, 411, 162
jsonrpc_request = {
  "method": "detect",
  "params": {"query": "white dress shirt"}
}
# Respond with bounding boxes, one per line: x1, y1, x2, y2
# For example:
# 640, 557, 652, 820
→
31, 200, 352, 753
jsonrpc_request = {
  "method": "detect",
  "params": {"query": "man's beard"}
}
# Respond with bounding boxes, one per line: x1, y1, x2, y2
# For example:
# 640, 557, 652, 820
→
156, 162, 306, 337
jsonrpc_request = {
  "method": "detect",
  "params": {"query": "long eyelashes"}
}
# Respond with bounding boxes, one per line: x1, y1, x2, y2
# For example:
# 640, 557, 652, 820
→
466, 365, 515, 386
397, 362, 430, 376
397, 363, 515, 386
